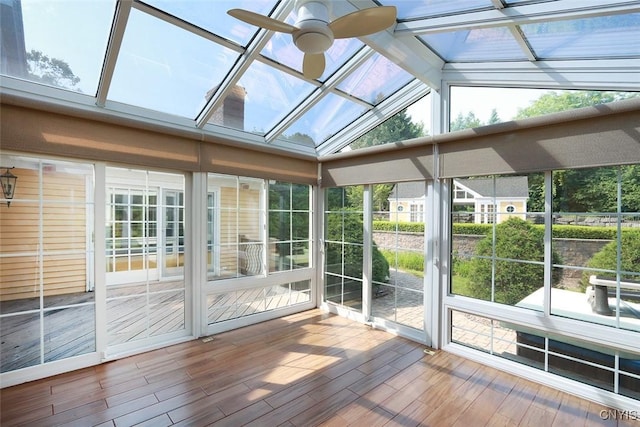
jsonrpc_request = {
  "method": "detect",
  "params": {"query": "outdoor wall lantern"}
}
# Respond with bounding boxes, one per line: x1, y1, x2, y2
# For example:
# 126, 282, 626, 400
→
0, 167, 18, 207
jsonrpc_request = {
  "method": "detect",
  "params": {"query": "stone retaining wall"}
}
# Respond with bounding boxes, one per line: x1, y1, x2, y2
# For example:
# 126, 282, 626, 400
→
373, 231, 610, 284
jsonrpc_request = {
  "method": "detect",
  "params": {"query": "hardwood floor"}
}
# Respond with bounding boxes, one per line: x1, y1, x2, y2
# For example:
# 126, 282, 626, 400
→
0, 309, 634, 427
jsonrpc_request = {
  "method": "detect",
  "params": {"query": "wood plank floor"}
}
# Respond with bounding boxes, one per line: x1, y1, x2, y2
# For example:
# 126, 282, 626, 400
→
0, 309, 634, 427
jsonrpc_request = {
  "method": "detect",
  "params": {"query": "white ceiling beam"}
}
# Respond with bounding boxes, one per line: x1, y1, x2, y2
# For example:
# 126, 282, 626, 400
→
508, 26, 537, 62
134, 1, 242, 52
264, 46, 377, 143
317, 79, 430, 156
442, 58, 640, 91
339, 0, 443, 91
195, 1, 295, 128
96, 0, 132, 107
395, 1, 640, 35
359, 30, 443, 92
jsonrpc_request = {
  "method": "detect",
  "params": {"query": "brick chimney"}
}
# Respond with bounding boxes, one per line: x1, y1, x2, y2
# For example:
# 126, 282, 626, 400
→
208, 85, 246, 130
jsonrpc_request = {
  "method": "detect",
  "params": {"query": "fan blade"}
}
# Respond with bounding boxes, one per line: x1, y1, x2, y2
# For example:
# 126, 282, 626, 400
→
303, 53, 325, 80
329, 6, 396, 39
227, 9, 296, 34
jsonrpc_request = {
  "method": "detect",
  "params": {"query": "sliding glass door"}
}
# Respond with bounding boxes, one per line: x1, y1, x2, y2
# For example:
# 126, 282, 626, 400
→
105, 167, 188, 350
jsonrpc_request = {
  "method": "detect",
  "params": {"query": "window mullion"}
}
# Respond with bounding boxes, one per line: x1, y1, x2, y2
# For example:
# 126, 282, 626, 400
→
543, 170, 553, 316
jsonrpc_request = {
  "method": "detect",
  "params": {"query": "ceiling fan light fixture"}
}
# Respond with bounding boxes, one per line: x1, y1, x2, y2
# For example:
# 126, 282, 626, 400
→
293, 0, 333, 54
227, 0, 396, 79
293, 23, 334, 53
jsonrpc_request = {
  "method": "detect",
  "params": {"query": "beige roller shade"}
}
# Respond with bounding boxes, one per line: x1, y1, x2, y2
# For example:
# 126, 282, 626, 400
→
319, 142, 434, 187
1, 104, 201, 171
200, 143, 317, 184
439, 98, 640, 178
1, 103, 318, 183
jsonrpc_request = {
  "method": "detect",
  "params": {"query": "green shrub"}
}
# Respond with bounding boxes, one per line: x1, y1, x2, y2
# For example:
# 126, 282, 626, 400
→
552, 225, 618, 240
373, 220, 634, 240
582, 230, 640, 286
467, 217, 562, 305
326, 209, 389, 284
373, 221, 424, 233
452, 223, 492, 236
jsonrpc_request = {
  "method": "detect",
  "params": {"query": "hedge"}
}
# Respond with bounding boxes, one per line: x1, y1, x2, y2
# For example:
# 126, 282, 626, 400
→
373, 220, 637, 240
373, 221, 424, 233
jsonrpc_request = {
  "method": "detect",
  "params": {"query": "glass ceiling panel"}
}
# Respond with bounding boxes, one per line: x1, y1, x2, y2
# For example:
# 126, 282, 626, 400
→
108, 8, 239, 119
503, 0, 555, 3
207, 60, 316, 134
420, 27, 527, 62
379, 0, 493, 20
3, 0, 115, 95
346, 93, 431, 152
143, 0, 276, 47
282, 93, 368, 146
521, 14, 640, 60
337, 53, 413, 105
262, 33, 363, 80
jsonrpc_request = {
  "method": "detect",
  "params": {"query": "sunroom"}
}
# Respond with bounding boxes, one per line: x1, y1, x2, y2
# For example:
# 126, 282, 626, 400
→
1, 0, 639, 418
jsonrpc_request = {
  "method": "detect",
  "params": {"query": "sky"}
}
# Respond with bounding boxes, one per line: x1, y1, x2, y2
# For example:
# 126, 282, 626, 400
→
15, 0, 556, 143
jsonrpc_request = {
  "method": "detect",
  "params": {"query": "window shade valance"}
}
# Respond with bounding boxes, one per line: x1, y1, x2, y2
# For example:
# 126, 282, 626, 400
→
319, 141, 434, 187
438, 97, 640, 178
1, 104, 201, 171
319, 97, 640, 185
1, 103, 318, 184
199, 143, 317, 184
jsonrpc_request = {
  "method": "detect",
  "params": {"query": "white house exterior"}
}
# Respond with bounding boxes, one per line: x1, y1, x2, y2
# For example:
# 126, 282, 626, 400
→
389, 177, 529, 224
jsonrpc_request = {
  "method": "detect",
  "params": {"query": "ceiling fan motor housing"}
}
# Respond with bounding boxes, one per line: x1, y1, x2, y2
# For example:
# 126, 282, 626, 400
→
293, 0, 334, 53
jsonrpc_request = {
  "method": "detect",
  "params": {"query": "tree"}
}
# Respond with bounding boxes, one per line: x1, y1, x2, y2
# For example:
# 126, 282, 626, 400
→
282, 132, 314, 145
26, 49, 80, 90
515, 90, 637, 120
450, 111, 481, 132
584, 230, 640, 285
621, 165, 640, 212
515, 91, 640, 213
345, 184, 395, 213
348, 108, 425, 213
487, 108, 501, 125
350, 108, 425, 150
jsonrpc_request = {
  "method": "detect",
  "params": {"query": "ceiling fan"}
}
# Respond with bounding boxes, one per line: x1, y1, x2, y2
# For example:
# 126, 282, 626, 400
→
228, 0, 397, 80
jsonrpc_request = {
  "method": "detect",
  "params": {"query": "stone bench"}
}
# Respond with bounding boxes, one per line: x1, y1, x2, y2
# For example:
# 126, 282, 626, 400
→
588, 275, 640, 316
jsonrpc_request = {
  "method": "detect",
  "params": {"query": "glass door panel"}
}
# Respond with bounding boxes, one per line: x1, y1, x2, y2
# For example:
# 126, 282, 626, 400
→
105, 168, 187, 350
0, 156, 95, 373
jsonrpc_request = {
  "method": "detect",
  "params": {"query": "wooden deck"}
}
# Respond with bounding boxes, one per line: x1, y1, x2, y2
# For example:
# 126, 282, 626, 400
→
1, 282, 312, 372
1, 309, 633, 427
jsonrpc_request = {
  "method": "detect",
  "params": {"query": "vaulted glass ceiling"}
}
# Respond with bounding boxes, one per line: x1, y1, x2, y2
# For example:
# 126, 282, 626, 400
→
1, 0, 639, 158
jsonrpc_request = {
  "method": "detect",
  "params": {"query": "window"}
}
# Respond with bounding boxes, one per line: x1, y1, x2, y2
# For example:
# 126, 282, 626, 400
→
410, 203, 424, 223
451, 173, 545, 307
207, 174, 265, 280
550, 165, 640, 332
105, 168, 185, 284
205, 177, 313, 325
373, 182, 425, 331
324, 186, 364, 311
0, 155, 95, 372
269, 181, 311, 272
105, 167, 187, 347
448, 166, 640, 401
